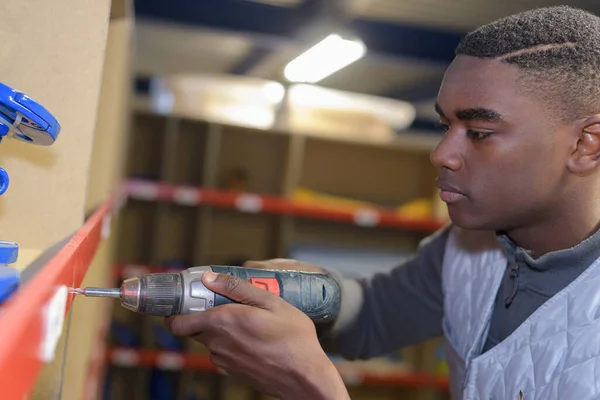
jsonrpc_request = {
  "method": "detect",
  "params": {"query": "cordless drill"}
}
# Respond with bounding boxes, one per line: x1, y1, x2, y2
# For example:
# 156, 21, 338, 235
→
73, 265, 341, 324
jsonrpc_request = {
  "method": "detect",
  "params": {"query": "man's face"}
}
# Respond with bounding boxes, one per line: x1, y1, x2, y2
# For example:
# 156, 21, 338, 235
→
431, 55, 573, 231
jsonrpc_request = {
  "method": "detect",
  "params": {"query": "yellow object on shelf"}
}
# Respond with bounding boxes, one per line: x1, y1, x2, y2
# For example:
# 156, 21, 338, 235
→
436, 360, 450, 376
291, 187, 376, 211
291, 187, 436, 219
394, 197, 433, 219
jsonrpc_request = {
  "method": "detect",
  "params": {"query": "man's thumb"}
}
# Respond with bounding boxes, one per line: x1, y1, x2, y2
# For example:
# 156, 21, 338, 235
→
202, 271, 277, 309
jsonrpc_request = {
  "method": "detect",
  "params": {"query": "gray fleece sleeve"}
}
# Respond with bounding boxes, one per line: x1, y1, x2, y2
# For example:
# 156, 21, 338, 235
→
318, 224, 452, 360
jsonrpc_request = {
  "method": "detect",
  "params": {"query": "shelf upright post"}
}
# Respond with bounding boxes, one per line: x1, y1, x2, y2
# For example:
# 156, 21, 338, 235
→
193, 123, 222, 264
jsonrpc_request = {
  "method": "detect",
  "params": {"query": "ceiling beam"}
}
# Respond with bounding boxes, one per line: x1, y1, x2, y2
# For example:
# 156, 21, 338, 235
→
134, 0, 464, 66
229, 46, 274, 75
228, 0, 331, 76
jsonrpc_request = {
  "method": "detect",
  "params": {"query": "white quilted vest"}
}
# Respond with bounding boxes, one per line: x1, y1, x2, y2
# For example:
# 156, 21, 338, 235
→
442, 226, 600, 400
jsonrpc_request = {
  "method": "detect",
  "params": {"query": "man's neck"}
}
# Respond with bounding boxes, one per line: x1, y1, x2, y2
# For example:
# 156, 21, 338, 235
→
504, 208, 600, 258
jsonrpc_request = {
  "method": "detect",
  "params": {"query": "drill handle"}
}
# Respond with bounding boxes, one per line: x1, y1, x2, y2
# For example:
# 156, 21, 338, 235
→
210, 266, 341, 324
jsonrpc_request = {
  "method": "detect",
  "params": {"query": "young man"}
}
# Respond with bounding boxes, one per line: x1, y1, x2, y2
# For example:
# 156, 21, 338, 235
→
166, 6, 600, 400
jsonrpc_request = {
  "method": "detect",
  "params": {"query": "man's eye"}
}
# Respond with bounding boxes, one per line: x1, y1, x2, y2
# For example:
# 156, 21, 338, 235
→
437, 122, 450, 132
467, 130, 492, 140
437, 123, 492, 140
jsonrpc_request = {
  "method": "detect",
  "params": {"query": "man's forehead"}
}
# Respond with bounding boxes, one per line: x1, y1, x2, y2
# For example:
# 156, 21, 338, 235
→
443, 56, 522, 92
438, 56, 524, 116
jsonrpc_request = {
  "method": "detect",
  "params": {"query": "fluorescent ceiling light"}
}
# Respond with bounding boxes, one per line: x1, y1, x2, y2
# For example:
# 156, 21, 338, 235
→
284, 34, 366, 83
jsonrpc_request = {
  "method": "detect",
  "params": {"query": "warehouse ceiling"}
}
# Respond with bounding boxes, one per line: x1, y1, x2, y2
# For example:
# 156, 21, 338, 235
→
132, 0, 600, 131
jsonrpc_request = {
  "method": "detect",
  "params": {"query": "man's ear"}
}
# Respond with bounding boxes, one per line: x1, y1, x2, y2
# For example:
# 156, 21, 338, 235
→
567, 116, 600, 175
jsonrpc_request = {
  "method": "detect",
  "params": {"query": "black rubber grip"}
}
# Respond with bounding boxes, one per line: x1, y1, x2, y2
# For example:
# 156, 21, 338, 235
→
139, 273, 184, 316
210, 265, 341, 324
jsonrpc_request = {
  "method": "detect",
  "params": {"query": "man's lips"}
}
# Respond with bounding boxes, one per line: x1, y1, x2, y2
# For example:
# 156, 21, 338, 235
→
439, 190, 466, 203
437, 180, 467, 204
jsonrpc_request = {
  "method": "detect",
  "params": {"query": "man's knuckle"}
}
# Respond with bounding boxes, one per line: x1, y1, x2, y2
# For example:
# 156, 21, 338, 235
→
169, 318, 185, 334
226, 276, 243, 293
239, 311, 258, 330
220, 313, 234, 329
211, 308, 235, 328
209, 353, 226, 369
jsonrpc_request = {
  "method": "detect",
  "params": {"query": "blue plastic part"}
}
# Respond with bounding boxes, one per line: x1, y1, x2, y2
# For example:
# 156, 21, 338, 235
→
0, 168, 8, 195
0, 83, 61, 197
0, 241, 18, 264
0, 274, 19, 303
0, 82, 61, 146
0, 241, 19, 303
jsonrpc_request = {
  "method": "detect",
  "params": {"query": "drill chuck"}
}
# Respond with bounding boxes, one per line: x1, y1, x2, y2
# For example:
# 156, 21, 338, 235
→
80, 266, 341, 324
120, 272, 184, 316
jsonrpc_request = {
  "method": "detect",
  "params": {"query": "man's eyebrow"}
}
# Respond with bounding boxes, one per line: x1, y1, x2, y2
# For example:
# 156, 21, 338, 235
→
434, 102, 445, 118
456, 107, 503, 123
434, 102, 504, 123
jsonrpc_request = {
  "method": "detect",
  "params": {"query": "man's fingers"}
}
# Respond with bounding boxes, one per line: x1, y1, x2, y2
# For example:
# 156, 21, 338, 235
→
165, 312, 209, 336
202, 271, 278, 309
243, 258, 324, 273
166, 304, 246, 336
165, 271, 283, 336
210, 352, 228, 373
242, 259, 285, 269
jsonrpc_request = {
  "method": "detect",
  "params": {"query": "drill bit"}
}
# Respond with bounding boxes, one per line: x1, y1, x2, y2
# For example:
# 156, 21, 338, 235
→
71, 287, 121, 299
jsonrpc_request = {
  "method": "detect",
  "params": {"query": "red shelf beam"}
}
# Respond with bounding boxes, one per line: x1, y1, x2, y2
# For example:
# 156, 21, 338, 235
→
341, 368, 450, 391
124, 179, 445, 233
107, 347, 218, 373
106, 347, 448, 391
0, 192, 123, 400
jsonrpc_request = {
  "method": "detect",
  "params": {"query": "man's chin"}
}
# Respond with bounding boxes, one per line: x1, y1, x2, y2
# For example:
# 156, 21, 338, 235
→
447, 208, 492, 231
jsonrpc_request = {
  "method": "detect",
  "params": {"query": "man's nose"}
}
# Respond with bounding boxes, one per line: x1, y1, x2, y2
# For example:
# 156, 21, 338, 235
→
430, 131, 463, 171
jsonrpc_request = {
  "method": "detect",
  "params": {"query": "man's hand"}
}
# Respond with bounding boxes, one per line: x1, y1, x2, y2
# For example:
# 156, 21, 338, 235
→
243, 258, 325, 273
165, 271, 349, 400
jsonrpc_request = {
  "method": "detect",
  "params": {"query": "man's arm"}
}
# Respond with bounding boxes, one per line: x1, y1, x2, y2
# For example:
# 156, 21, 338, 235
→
318, 224, 452, 360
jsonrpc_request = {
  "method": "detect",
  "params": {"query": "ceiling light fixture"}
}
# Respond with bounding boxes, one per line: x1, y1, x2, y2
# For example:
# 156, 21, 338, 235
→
283, 34, 366, 83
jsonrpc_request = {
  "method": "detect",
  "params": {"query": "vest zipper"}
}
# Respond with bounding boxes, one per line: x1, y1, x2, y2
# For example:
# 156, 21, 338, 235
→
505, 263, 519, 307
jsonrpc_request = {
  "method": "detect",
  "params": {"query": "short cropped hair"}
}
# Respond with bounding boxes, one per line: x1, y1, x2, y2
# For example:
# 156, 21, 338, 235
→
455, 6, 600, 122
